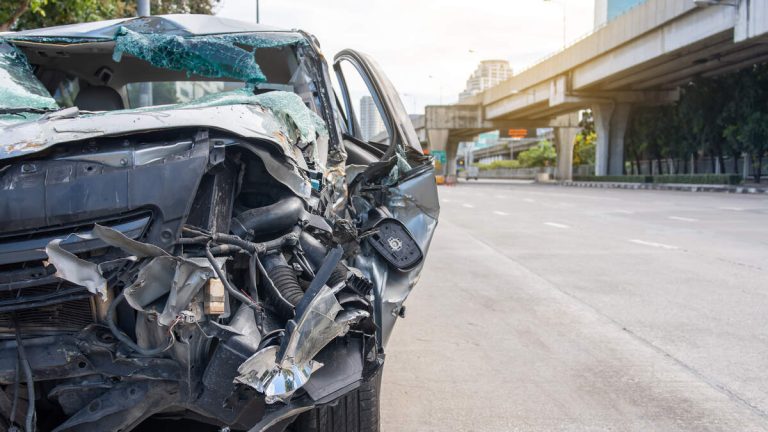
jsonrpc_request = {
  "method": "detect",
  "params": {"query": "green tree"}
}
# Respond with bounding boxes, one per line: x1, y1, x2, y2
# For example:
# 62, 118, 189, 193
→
626, 110, 649, 174
678, 77, 730, 173
0, 0, 48, 31
1, 0, 217, 32
573, 109, 596, 166
656, 104, 690, 174
151, 0, 218, 14
717, 73, 746, 174
627, 106, 683, 174
518, 140, 557, 168
721, 63, 768, 183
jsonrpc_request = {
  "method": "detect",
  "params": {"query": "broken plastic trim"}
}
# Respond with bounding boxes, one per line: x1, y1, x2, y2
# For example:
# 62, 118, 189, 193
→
44, 240, 109, 301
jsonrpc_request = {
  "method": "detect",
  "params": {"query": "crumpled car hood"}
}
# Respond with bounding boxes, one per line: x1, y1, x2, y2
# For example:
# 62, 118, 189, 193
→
0, 89, 328, 171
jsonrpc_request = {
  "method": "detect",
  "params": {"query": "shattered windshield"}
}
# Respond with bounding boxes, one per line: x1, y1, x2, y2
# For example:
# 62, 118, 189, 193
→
112, 28, 305, 84
2, 27, 314, 113
0, 42, 59, 111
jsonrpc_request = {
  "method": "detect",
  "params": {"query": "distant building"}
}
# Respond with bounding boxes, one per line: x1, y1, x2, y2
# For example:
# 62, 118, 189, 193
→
458, 60, 512, 102
594, 0, 646, 28
360, 96, 385, 141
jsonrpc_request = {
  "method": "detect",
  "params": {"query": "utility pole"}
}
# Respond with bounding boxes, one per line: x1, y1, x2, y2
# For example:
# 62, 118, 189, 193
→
256, 0, 260, 23
137, 0, 152, 106
137, 0, 150, 16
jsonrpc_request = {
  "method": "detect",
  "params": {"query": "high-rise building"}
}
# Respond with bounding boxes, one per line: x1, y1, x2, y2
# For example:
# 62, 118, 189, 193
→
360, 96, 385, 141
458, 60, 512, 102
594, 0, 646, 28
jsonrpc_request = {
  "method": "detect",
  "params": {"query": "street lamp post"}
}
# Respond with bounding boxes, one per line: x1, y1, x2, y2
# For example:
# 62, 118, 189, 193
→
543, 0, 567, 49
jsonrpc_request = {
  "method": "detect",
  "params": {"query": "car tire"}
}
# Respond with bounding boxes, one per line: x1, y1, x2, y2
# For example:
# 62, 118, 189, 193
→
292, 370, 382, 432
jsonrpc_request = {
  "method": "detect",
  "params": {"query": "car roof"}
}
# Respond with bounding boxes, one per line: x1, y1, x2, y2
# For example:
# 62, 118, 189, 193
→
7, 14, 293, 40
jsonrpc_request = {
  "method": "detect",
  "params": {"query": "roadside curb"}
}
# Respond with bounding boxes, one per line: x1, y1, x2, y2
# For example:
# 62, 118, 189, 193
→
554, 181, 768, 194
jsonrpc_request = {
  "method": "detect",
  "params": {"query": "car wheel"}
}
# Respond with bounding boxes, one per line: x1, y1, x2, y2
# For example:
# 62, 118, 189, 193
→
292, 370, 382, 432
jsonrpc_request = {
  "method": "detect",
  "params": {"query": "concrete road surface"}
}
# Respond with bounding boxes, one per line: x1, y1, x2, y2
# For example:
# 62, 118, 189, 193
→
381, 181, 768, 431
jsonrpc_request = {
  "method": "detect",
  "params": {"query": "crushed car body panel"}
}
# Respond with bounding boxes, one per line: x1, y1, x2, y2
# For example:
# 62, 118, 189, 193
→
0, 14, 438, 432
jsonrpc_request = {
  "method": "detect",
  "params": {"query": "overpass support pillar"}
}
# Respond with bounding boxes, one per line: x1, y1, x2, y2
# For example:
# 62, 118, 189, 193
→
446, 139, 460, 182
426, 128, 462, 181
593, 103, 632, 176
555, 127, 579, 181
427, 128, 449, 176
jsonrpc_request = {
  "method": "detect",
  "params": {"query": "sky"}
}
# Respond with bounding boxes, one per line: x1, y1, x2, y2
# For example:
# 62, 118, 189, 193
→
217, 0, 595, 114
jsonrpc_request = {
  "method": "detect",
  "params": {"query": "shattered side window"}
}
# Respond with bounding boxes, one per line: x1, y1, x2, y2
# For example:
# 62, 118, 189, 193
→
336, 59, 391, 145
0, 42, 58, 110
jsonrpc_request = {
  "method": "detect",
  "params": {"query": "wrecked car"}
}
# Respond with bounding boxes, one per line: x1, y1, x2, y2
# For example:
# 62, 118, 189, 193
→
0, 15, 438, 432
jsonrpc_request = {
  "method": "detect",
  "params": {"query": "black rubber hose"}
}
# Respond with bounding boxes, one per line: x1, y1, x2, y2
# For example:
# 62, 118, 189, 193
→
10, 358, 18, 427
212, 233, 262, 254
231, 196, 304, 238
299, 232, 347, 287
262, 253, 304, 319
299, 232, 327, 270
12, 316, 35, 432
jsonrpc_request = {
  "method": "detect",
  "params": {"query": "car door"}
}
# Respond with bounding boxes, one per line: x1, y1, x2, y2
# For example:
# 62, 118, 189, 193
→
333, 50, 439, 347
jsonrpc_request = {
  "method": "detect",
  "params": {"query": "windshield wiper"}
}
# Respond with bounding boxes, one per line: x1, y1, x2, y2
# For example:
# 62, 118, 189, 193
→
0, 107, 58, 115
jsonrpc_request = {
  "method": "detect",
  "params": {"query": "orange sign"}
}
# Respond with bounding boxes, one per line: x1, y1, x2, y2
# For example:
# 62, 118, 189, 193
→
508, 129, 528, 139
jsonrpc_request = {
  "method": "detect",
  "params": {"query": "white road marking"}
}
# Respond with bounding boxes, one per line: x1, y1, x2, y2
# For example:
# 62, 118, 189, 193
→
719, 207, 744, 211
544, 222, 570, 229
441, 198, 452, 203
493, 211, 509, 216
669, 216, 698, 222
462, 203, 475, 208
494, 194, 508, 199
629, 239, 679, 250
614, 210, 634, 214
523, 198, 535, 203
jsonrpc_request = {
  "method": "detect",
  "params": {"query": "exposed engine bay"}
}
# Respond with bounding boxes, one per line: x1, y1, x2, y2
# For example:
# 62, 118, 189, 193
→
0, 15, 439, 432
0, 126, 435, 431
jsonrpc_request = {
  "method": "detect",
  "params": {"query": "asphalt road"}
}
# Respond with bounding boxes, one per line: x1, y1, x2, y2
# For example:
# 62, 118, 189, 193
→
380, 180, 768, 432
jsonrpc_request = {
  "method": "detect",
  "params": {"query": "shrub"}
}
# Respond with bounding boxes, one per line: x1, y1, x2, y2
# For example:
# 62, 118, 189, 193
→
572, 174, 742, 185
652, 174, 743, 185
518, 140, 556, 168
474, 159, 520, 171
573, 175, 651, 183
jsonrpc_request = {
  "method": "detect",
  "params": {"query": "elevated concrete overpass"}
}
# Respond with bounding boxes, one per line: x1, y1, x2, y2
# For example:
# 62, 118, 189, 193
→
426, 0, 768, 180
